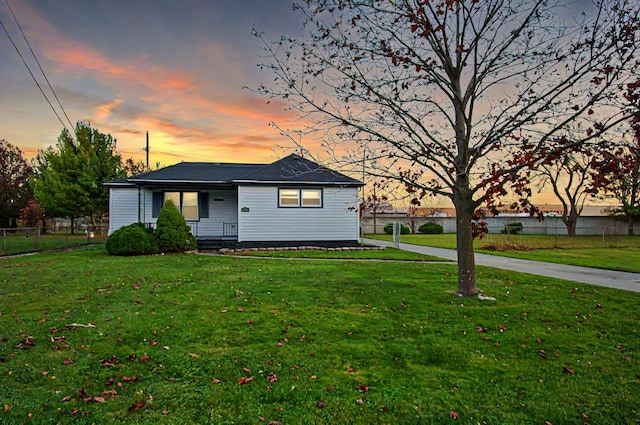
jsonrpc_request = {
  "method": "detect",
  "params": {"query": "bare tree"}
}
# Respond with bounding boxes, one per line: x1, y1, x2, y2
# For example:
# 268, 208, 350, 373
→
536, 146, 593, 236
254, 0, 639, 296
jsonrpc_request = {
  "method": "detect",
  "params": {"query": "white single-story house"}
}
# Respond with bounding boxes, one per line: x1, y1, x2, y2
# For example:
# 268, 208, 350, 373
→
104, 154, 364, 249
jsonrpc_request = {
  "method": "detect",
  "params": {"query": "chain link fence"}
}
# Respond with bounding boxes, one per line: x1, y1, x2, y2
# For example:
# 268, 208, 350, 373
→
0, 227, 107, 256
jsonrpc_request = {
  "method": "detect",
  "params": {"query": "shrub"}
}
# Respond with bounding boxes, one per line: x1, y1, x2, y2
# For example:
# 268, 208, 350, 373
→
501, 222, 523, 234
154, 199, 197, 253
20, 199, 45, 228
418, 222, 444, 234
383, 222, 411, 235
106, 223, 158, 256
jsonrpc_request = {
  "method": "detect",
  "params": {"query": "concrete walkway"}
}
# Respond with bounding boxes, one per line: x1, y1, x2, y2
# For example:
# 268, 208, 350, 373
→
365, 238, 640, 293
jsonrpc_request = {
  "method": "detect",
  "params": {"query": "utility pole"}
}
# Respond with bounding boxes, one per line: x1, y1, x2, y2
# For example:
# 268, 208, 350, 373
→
145, 131, 149, 170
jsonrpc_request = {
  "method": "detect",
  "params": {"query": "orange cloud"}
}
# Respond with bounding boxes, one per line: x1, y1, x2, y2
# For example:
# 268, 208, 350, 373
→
93, 99, 122, 121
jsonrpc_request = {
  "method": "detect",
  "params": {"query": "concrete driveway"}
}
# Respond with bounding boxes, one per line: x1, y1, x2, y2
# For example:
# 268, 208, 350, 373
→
365, 238, 640, 293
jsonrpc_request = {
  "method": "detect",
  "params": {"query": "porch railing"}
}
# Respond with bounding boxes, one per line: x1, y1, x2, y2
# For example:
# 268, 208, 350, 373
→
223, 222, 237, 237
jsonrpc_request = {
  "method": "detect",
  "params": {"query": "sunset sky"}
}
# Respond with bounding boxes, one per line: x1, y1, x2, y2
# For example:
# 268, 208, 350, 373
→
0, 0, 306, 166
1, 0, 619, 208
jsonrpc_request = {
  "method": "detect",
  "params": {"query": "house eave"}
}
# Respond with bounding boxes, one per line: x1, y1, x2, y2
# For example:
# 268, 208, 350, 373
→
103, 181, 136, 188
233, 180, 364, 187
120, 179, 364, 189
127, 179, 231, 184
125, 179, 236, 190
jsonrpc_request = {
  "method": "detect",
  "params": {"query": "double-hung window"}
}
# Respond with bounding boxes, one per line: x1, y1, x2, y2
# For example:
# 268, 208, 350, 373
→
164, 191, 199, 220
278, 188, 322, 208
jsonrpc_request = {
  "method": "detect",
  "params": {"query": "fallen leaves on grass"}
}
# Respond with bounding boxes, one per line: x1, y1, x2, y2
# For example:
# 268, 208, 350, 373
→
449, 411, 459, 420
238, 377, 254, 385
16, 335, 35, 349
128, 400, 146, 413
99, 356, 120, 367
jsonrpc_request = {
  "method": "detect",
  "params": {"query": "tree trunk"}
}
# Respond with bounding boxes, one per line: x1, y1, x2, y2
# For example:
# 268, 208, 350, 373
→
563, 216, 577, 236
562, 207, 578, 236
453, 186, 478, 297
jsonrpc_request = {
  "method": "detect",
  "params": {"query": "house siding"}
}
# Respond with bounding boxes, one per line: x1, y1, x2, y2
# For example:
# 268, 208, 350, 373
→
237, 185, 360, 242
108, 187, 140, 234
191, 189, 237, 237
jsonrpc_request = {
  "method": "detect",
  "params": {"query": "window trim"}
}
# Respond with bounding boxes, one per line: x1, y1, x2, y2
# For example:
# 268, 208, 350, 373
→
278, 188, 323, 208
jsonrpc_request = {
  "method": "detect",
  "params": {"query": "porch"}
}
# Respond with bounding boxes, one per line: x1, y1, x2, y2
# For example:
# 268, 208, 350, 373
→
145, 221, 238, 250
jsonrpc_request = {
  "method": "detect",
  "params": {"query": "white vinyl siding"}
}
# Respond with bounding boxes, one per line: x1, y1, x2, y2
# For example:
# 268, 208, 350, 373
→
192, 189, 237, 237
238, 185, 360, 242
108, 187, 140, 234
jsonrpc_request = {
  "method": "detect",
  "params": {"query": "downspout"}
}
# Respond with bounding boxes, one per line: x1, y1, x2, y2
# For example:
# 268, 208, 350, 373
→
138, 187, 141, 224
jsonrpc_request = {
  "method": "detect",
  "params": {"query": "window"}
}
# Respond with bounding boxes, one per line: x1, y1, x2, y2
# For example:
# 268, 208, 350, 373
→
182, 192, 198, 220
279, 188, 322, 208
302, 189, 322, 207
279, 189, 300, 207
164, 191, 199, 220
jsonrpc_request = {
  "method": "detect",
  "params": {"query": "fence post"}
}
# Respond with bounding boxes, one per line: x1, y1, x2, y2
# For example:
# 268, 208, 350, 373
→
393, 222, 401, 248
602, 226, 605, 248
35, 227, 41, 251
2, 228, 5, 253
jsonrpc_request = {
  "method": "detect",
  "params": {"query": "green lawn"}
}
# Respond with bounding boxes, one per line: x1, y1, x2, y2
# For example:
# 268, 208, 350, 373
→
1, 248, 638, 424
367, 234, 640, 273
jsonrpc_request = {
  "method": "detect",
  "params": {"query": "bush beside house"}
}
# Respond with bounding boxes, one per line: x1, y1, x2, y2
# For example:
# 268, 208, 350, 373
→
106, 199, 196, 256
154, 199, 197, 253
105, 223, 158, 256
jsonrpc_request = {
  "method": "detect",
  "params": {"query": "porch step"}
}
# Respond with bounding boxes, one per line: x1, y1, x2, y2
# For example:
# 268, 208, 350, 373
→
197, 238, 238, 250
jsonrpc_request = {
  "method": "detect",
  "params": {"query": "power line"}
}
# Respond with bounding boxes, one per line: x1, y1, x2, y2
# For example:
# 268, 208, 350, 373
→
3, 0, 75, 131
0, 5, 71, 133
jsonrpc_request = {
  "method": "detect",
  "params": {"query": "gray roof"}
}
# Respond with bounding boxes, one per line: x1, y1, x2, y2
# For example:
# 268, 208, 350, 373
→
105, 154, 363, 188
